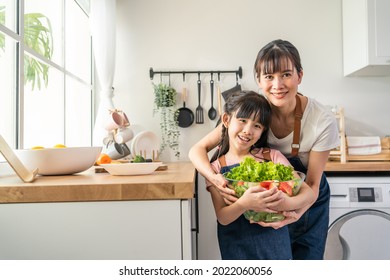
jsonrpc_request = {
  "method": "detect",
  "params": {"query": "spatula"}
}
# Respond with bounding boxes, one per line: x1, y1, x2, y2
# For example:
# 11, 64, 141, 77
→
195, 75, 204, 124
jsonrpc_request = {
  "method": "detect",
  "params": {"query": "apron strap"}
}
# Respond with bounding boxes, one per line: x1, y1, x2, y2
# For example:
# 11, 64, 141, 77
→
218, 155, 227, 168
291, 95, 303, 157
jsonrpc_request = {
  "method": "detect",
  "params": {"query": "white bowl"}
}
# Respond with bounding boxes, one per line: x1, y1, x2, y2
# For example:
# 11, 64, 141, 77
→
99, 162, 162, 176
14, 146, 102, 175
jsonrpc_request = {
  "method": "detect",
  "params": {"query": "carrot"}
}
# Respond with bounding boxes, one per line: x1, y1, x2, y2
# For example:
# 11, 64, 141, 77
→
96, 153, 112, 165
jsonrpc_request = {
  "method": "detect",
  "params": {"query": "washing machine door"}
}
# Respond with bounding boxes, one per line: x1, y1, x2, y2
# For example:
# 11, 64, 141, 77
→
324, 209, 390, 260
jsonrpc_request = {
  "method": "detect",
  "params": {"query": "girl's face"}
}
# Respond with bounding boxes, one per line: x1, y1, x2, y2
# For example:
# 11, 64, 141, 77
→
256, 59, 303, 108
223, 112, 264, 155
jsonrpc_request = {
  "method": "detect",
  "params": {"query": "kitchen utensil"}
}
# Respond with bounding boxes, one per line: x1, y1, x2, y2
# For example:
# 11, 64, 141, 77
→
0, 134, 38, 182
221, 84, 242, 101
195, 75, 204, 124
208, 77, 217, 120
14, 146, 102, 175
99, 161, 162, 176
177, 87, 194, 128
217, 82, 223, 117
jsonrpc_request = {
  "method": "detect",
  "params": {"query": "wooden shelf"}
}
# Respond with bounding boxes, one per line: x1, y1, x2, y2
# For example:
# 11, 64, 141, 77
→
329, 107, 346, 163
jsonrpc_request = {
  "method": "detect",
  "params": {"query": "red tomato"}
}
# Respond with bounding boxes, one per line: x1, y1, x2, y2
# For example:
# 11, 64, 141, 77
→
237, 181, 245, 186
279, 181, 294, 196
260, 180, 277, 190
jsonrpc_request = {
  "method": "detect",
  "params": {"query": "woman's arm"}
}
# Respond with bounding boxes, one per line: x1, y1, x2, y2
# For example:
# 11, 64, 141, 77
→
188, 123, 236, 199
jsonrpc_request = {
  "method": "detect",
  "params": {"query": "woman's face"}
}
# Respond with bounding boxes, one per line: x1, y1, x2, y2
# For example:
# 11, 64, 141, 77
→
256, 59, 303, 108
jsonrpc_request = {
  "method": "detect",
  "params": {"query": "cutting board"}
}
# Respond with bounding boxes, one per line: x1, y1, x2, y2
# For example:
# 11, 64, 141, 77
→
0, 134, 38, 182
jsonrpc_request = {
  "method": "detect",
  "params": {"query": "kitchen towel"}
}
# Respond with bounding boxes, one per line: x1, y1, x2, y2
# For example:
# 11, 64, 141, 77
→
347, 136, 382, 155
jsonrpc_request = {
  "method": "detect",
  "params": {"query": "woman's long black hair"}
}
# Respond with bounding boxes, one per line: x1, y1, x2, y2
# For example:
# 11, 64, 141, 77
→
254, 39, 303, 81
210, 90, 272, 163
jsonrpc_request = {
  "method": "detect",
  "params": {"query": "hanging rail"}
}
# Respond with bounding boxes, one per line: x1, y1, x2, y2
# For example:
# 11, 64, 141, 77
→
149, 66, 243, 80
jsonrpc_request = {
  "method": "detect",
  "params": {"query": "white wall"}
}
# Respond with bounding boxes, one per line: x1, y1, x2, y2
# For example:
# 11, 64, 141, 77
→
114, 0, 390, 259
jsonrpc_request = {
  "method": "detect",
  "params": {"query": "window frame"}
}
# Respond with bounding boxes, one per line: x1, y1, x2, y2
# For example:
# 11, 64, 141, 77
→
0, 0, 94, 149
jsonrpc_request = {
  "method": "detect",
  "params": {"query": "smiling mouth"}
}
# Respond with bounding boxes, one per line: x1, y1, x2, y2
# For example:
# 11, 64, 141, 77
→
271, 92, 287, 97
238, 135, 251, 142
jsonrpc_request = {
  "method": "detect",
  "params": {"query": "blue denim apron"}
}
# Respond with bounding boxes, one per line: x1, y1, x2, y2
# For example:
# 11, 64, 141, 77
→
287, 157, 330, 260
217, 163, 292, 260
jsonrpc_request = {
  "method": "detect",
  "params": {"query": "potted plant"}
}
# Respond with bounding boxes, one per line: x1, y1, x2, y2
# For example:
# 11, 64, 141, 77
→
153, 83, 180, 158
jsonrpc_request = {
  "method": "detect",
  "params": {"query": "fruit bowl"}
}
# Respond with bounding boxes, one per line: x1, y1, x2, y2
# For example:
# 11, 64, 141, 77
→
223, 171, 306, 222
14, 146, 102, 175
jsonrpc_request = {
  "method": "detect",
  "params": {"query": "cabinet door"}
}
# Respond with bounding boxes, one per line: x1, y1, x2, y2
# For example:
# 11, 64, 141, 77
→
0, 200, 187, 259
343, 0, 390, 76
368, 0, 390, 63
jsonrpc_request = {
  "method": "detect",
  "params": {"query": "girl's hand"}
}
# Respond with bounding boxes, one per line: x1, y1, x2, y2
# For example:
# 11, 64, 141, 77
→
238, 186, 285, 213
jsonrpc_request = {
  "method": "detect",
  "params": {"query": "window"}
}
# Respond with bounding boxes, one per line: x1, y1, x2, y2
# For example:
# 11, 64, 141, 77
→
0, 0, 92, 150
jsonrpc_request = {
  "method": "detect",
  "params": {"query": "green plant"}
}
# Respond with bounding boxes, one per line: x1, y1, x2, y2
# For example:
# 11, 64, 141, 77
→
0, 6, 53, 90
153, 83, 180, 158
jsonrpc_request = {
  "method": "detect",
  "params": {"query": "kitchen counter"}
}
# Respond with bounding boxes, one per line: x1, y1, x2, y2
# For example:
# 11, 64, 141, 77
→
0, 161, 197, 260
325, 160, 390, 172
0, 161, 195, 203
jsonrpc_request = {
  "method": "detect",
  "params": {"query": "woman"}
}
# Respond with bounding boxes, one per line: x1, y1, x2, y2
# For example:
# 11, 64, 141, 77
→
207, 91, 315, 259
188, 39, 340, 260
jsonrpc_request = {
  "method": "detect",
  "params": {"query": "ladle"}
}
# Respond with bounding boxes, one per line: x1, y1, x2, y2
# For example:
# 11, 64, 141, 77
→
208, 75, 217, 120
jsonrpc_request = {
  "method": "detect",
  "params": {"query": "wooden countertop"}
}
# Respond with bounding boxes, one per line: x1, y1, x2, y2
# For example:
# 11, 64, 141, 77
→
0, 161, 196, 203
325, 160, 390, 172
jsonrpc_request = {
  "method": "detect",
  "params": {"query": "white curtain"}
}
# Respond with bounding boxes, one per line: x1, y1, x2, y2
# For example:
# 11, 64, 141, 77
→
90, 0, 116, 146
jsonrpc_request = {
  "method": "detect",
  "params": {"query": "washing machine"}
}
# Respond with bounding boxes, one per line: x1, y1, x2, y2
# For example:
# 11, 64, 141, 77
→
324, 174, 390, 260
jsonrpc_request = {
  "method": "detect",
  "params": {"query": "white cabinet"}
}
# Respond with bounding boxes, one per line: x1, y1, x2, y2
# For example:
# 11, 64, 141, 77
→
342, 0, 390, 76
0, 200, 194, 260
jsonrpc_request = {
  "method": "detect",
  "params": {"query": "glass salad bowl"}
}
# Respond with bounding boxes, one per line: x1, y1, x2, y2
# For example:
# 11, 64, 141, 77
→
223, 163, 306, 223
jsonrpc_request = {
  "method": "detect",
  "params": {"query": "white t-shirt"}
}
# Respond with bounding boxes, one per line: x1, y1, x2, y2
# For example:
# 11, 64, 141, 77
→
267, 97, 340, 167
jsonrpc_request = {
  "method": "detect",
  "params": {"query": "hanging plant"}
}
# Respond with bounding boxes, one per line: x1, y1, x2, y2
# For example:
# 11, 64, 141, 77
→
153, 83, 180, 158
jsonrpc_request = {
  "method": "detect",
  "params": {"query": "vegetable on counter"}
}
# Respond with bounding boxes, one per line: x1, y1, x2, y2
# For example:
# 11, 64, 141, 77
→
132, 155, 146, 163
96, 153, 112, 165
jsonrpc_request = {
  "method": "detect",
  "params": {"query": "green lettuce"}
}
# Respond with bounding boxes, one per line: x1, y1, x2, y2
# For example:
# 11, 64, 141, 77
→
225, 157, 294, 182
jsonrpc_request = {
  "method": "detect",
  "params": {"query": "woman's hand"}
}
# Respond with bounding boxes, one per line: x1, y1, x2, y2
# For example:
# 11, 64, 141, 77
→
210, 173, 238, 204
255, 210, 302, 229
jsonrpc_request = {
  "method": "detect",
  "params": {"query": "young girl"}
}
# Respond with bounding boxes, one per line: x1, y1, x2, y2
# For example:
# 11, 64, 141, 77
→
207, 91, 315, 260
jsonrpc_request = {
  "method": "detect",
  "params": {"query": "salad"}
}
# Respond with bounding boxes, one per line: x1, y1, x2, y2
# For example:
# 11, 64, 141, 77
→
223, 157, 305, 222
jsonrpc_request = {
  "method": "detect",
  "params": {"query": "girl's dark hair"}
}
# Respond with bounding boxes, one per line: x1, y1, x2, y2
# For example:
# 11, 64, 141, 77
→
210, 91, 271, 162
254, 39, 302, 80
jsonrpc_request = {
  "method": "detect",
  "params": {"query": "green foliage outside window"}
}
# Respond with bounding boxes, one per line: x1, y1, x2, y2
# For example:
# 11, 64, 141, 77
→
0, 6, 53, 90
